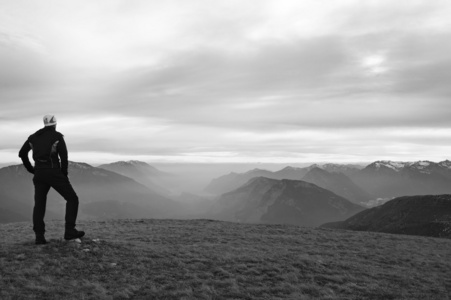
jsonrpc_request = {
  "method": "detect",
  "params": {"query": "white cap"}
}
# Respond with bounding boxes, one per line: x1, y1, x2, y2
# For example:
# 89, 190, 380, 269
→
43, 115, 57, 126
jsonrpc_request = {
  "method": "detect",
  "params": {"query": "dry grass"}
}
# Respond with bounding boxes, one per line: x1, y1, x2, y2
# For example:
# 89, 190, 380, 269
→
1, 219, 450, 299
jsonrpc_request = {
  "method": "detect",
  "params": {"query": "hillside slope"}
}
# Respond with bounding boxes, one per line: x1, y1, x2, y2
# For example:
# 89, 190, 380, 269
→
302, 167, 372, 205
321, 194, 451, 238
204, 168, 276, 194
98, 160, 171, 195
1, 219, 450, 299
212, 177, 364, 227
205, 164, 364, 195
0, 163, 181, 223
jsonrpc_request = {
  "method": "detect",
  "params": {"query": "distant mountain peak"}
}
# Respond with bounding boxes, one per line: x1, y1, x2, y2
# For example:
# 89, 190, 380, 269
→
308, 166, 326, 172
99, 160, 164, 174
68, 161, 93, 169
247, 176, 279, 185
372, 160, 410, 172
321, 163, 340, 167
280, 166, 301, 171
108, 160, 149, 167
213, 176, 364, 227
127, 160, 149, 165
370, 160, 451, 172
411, 160, 432, 167
280, 178, 318, 189
245, 168, 268, 174
307, 163, 363, 174
408, 161, 434, 173
439, 160, 451, 169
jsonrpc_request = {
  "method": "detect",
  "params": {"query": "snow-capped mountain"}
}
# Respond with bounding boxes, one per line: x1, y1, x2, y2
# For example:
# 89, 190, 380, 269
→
439, 160, 451, 169
351, 160, 451, 198
369, 160, 451, 174
371, 160, 411, 172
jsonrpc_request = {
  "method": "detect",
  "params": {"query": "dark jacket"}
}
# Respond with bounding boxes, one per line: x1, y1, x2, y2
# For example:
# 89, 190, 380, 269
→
18, 126, 69, 176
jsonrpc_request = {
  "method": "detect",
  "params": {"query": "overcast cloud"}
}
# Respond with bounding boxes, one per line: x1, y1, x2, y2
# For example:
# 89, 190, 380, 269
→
1, 0, 451, 164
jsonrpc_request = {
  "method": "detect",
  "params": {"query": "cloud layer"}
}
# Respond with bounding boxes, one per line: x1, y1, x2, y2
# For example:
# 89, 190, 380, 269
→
1, 0, 451, 164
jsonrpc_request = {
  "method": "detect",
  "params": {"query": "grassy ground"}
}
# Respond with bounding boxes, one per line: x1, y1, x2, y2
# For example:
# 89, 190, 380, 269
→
1, 219, 450, 300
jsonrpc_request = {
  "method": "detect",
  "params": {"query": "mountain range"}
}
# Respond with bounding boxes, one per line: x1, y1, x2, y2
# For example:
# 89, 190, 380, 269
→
321, 194, 451, 238
302, 167, 372, 205
210, 176, 364, 227
204, 164, 363, 196
205, 160, 451, 205
0, 165, 58, 223
98, 160, 173, 195
350, 160, 451, 199
2, 159, 451, 237
0, 162, 181, 223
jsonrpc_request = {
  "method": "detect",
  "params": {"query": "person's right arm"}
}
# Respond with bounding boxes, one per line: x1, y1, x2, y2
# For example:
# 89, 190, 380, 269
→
18, 140, 35, 174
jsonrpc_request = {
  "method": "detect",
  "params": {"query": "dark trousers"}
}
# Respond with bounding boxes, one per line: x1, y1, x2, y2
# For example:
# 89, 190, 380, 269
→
32, 169, 79, 234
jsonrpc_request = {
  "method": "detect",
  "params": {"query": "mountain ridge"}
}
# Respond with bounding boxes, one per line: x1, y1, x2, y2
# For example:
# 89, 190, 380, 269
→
352, 160, 451, 198
98, 160, 171, 195
204, 163, 363, 195
321, 194, 451, 238
302, 167, 372, 205
0, 162, 181, 223
211, 176, 364, 227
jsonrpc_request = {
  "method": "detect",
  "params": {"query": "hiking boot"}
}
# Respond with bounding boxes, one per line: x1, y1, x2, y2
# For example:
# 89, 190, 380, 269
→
35, 234, 47, 245
64, 229, 85, 240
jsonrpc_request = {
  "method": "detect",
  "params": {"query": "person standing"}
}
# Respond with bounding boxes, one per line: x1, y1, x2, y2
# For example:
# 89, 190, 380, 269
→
19, 115, 85, 244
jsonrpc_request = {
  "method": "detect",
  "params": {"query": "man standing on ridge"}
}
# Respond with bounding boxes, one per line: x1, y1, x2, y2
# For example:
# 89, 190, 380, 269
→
19, 115, 85, 245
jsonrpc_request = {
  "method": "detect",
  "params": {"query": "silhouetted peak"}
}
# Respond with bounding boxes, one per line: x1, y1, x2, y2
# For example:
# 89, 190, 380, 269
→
279, 166, 304, 171
128, 160, 149, 166
309, 163, 320, 169
68, 161, 93, 169
247, 176, 279, 185
281, 166, 295, 170
245, 168, 268, 174
307, 166, 328, 174
106, 160, 148, 167
280, 178, 317, 189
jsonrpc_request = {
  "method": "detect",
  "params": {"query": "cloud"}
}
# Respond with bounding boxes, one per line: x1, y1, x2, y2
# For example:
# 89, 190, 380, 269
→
388, 33, 451, 100
92, 36, 350, 125
0, 32, 50, 89
2, 0, 451, 163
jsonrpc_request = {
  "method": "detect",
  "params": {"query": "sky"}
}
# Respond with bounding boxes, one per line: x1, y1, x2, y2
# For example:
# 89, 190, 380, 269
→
1, 0, 451, 165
